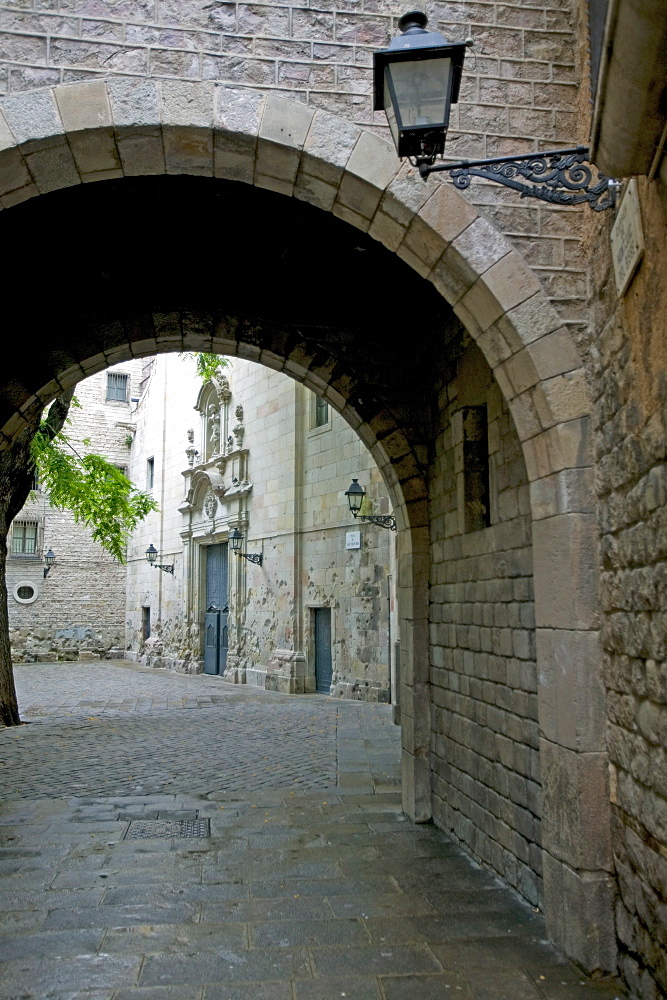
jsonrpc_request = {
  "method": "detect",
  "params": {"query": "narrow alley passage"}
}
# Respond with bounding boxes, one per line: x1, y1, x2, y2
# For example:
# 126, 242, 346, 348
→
0, 663, 626, 999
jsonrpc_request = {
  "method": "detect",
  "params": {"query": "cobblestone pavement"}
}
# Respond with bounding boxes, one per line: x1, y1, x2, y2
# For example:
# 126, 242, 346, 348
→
0, 662, 628, 999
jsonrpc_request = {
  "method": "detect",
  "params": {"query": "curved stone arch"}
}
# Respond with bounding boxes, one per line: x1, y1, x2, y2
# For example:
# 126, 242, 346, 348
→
0, 82, 611, 971
0, 81, 591, 502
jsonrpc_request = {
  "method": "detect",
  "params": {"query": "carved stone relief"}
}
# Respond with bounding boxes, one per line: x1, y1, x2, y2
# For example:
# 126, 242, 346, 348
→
185, 427, 198, 468
204, 491, 217, 519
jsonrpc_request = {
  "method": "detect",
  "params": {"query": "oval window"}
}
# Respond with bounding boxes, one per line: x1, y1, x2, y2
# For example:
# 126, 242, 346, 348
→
13, 581, 38, 604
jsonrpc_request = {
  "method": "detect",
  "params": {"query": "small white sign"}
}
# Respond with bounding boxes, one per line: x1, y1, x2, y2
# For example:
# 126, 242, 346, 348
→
610, 178, 645, 297
346, 530, 361, 550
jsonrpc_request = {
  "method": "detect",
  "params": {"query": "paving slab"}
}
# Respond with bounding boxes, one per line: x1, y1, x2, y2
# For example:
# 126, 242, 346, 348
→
0, 661, 629, 1000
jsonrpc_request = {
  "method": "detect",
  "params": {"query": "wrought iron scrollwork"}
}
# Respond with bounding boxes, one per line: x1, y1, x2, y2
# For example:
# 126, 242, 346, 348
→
419, 146, 617, 211
358, 514, 397, 531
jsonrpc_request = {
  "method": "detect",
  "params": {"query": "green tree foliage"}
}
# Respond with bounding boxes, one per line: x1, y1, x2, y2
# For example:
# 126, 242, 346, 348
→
180, 352, 229, 383
31, 426, 158, 564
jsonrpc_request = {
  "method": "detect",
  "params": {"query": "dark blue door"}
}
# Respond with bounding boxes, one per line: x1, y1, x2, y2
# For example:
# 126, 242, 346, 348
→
315, 607, 332, 693
204, 544, 229, 675
204, 609, 219, 675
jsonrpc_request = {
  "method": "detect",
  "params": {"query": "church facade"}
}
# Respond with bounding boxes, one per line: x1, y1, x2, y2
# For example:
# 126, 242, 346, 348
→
123, 354, 397, 701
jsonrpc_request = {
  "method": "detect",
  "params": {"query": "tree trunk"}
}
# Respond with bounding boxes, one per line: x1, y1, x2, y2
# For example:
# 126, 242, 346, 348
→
0, 390, 73, 726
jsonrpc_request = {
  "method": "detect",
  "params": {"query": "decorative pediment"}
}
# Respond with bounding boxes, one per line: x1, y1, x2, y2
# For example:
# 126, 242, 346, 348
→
191, 468, 228, 506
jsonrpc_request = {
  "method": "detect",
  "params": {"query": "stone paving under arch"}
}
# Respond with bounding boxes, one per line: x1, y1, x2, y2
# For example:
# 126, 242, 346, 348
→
0, 661, 626, 1000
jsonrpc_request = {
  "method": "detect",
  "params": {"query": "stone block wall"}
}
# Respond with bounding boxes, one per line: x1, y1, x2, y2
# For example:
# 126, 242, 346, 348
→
7, 361, 143, 661
587, 176, 667, 999
429, 337, 540, 906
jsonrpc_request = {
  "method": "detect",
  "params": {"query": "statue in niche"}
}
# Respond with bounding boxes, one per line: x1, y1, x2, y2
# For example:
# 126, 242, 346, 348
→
208, 405, 221, 456
226, 434, 234, 456
185, 427, 198, 468
213, 373, 231, 402
233, 404, 245, 448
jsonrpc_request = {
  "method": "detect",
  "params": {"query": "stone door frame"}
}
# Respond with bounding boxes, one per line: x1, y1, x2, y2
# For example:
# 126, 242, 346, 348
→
0, 81, 613, 972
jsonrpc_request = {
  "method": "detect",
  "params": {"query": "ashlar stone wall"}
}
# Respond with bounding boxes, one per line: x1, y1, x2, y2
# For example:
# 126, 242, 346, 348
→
8, 360, 144, 661
429, 337, 539, 905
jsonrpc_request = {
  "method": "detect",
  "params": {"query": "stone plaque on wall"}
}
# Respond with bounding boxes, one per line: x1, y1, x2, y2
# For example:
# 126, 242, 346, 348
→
345, 531, 361, 550
610, 178, 645, 297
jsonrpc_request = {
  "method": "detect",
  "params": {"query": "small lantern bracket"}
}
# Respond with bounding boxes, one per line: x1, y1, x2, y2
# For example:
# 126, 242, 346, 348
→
145, 543, 174, 574
43, 549, 56, 578
345, 478, 397, 531
229, 527, 263, 566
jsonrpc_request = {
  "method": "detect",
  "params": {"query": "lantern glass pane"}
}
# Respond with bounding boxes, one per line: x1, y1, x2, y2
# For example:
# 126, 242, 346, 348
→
383, 68, 400, 147
386, 56, 452, 128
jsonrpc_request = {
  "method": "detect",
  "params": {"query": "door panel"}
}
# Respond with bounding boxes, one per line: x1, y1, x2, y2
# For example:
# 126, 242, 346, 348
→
204, 544, 229, 675
315, 607, 332, 693
204, 610, 220, 675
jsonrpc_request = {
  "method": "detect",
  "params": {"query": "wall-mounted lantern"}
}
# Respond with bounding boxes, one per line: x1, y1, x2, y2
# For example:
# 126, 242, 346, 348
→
345, 479, 397, 531
145, 543, 174, 574
374, 11, 618, 210
43, 549, 56, 578
229, 528, 263, 566
373, 10, 468, 166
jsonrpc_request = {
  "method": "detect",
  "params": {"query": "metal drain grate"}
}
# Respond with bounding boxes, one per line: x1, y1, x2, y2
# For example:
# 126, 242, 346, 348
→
124, 819, 210, 839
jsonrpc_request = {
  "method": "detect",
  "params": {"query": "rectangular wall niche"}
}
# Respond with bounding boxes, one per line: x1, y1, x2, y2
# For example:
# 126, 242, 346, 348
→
454, 405, 490, 533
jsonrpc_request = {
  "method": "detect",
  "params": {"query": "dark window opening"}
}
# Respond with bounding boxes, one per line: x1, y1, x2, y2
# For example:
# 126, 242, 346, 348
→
315, 397, 329, 427
142, 607, 151, 641
462, 405, 490, 532
147, 457, 154, 490
17, 585, 35, 600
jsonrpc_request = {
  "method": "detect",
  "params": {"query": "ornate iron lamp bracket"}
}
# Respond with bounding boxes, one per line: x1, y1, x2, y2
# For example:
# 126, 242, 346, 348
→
357, 514, 397, 531
419, 146, 619, 211
151, 562, 175, 574
237, 551, 263, 566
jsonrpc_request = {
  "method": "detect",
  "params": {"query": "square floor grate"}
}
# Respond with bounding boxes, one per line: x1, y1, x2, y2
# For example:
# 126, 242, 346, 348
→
124, 818, 210, 839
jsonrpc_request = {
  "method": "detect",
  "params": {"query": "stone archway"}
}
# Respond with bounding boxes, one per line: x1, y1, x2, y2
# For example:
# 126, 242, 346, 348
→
0, 81, 613, 972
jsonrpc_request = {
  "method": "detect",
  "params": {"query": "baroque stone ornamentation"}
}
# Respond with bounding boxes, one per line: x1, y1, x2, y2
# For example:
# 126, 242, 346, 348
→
204, 491, 217, 519
208, 405, 221, 456
185, 427, 198, 468
212, 373, 231, 403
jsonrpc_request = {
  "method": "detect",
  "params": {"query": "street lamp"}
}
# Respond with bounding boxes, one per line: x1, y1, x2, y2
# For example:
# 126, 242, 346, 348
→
373, 10, 468, 166
345, 479, 397, 531
374, 12, 618, 210
145, 543, 174, 574
43, 549, 56, 578
229, 528, 263, 566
